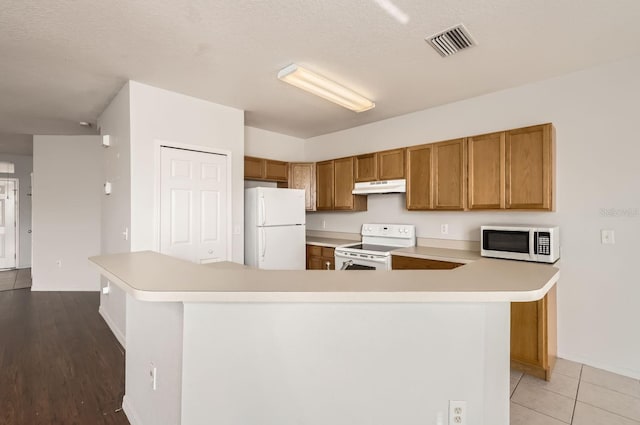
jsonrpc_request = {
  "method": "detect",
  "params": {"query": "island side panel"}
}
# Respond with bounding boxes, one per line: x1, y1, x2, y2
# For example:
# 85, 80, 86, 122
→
181, 302, 510, 425
123, 296, 184, 425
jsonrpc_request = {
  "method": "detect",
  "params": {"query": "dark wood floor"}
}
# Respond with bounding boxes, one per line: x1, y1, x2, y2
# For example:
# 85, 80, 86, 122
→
0, 290, 129, 425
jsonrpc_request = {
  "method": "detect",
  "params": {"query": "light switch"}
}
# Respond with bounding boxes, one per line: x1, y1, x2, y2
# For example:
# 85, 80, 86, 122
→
601, 229, 615, 245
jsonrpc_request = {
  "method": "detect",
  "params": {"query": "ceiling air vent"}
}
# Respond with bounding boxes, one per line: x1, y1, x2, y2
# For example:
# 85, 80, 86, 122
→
426, 24, 476, 57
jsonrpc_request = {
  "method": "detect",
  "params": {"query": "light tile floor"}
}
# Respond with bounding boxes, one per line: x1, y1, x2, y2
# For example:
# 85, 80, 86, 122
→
511, 358, 640, 424
0, 268, 32, 291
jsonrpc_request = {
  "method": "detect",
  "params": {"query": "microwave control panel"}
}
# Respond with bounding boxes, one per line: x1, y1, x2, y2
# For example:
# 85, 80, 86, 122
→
536, 232, 551, 255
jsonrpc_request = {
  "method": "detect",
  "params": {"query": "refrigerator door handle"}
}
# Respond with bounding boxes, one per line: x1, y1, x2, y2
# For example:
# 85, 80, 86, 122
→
259, 196, 266, 226
260, 228, 266, 258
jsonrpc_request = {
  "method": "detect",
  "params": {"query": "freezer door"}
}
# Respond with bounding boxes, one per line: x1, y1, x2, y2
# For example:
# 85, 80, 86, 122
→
257, 188, 306, 226
258, 225, 306, 270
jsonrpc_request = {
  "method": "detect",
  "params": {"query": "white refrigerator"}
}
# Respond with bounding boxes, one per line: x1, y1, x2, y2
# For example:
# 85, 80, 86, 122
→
245, 187, 306, 270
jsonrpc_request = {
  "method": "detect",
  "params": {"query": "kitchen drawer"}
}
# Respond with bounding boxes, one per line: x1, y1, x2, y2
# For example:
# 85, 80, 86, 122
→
391, 255, 463, 270
307, 245, 322, 256
321, 247, 335, 258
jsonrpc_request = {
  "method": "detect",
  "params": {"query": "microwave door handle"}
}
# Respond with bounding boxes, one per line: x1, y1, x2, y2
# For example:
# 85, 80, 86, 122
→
530, 231, 536, 259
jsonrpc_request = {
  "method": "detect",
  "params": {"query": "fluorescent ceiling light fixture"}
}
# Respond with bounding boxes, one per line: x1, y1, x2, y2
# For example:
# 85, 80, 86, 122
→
277, 64, 375, 113
372, 0, 409, 24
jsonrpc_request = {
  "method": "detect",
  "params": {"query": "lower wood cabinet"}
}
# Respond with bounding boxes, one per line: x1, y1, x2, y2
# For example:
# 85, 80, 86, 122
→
306, 245, 335, 270
511, 284, 557, 380
391, 255, 463, 270
392, 254, 557, 381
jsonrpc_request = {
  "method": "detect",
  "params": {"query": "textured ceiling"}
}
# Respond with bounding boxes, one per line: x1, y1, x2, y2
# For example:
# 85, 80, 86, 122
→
1, 0, 640, 145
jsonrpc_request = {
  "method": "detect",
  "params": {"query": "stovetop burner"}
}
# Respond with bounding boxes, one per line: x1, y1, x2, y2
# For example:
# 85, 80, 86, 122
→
342, 244, 402, 253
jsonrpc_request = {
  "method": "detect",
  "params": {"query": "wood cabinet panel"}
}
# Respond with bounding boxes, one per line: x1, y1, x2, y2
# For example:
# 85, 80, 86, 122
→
433, 139, 466, 210
244, 156, 264, 180
316, 161, 334, 210
264, 159, 289, 182
354, 153, 378, 182
506, 124, 554, 210
406, 144, 433, 210
334, 157, 367, 211
391, 256, 463, 270
289, 163, 316, 211
306, 245, 335, 270
378, 148, 405, 180
468, 132, 505, 209
511, 284, 557, 380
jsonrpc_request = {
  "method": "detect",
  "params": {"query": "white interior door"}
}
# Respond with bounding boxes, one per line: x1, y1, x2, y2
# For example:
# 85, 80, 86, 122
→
0, 179, 17, 269
160, 147, 228, 264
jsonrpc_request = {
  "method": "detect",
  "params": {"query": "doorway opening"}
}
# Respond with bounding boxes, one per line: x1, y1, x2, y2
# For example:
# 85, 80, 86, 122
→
0, 178, 18, 270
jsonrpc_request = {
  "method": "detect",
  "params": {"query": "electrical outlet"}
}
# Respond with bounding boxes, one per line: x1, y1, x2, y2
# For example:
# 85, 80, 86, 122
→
441, 224, 449, 235
56, 260, 62, 268
322, 220, 326, 229
150, 363, 158, 391
449, 400, 466, 425
601, 229, 615, 245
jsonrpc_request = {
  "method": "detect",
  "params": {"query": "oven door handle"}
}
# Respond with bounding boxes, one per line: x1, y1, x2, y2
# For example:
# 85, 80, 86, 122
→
340, 260, 353, 270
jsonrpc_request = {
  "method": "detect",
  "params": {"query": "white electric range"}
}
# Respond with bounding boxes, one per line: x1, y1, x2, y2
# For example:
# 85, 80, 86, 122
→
334, 224, 416, 271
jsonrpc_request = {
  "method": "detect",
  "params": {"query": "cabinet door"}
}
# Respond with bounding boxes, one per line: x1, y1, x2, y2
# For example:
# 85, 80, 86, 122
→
264, 159, 289, 182
316, 161, 334, 210
433, 139, 466, 210
406, 144, 433, 210
244, 156, 264, 179
354, 153, 378, 182
510, 284, 557, 380
468, 132, 505, 209
289, 163, 316, 211
506, 124, 554, 210
378, 148, 405, 180
334, 157, 357, 210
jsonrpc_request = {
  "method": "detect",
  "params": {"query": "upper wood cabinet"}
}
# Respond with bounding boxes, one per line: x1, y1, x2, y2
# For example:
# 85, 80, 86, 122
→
354, 148, 405, 182
506, 124, 554, 210
334, 157, 367, 211
433, 139, 466, 210
378, 148, 405, 180
406, 139, 465, 210
244, 156, 264, 180
244, 156, 288, 182
468, 132, 506, 209
406, 144, 433, 210
316, 158, 367, 211
354, 153, 377, 182
288, 163, 316, 211
316, 160, 334, 210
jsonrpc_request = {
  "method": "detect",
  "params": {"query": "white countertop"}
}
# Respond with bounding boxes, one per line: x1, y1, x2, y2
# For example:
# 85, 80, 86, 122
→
391, 246, 482, 264
90, 251, 559, 303
306, 236, 359, 248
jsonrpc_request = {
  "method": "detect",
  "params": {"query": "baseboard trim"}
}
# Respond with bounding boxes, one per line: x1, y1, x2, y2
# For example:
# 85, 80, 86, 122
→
122, 395, 143, 425
557, 352, 640, 380
99, 306, 126, 349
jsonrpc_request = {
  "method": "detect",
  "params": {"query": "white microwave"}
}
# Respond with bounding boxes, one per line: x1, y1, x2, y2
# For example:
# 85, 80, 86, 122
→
481, 225, 560, 263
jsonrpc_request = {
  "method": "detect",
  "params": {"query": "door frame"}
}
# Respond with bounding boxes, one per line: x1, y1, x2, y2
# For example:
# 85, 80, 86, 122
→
153, 140, 233, 262
0, 178, 19, 269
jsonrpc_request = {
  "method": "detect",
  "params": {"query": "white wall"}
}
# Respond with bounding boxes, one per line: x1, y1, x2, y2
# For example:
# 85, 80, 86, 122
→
245, 126, 305, 161
124, 298, 183, 425
129, 82, 245, 263
301, 56, 640, 378
97, 83, 132, 346
0, 154, 32, 268
32, 136, 102, 291
181, 302, 509, 425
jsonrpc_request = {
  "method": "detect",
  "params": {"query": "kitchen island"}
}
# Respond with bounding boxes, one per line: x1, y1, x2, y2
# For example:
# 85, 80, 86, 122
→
90, 251, 559, 425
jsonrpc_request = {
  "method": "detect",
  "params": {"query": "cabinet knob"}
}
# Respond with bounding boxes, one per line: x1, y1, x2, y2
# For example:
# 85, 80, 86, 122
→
325, 261, 331, 270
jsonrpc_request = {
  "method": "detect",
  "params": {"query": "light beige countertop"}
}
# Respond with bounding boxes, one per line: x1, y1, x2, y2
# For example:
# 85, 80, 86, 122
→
306, 236, 359, 248
90, 251, 558, 303
392, 246, 482, 264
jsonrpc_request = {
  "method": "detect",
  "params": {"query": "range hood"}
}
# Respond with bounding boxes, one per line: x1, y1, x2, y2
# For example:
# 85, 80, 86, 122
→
352, 179, 406, 195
